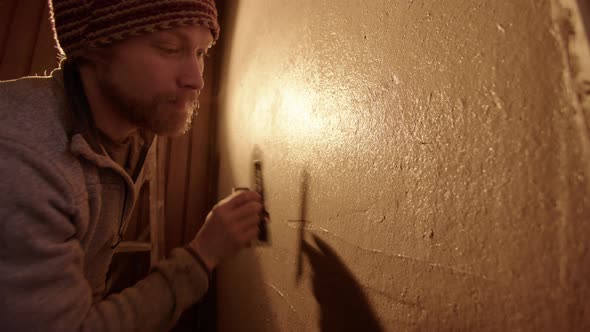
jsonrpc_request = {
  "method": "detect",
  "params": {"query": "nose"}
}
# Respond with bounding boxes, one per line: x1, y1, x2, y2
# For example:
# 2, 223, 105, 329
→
178, 57, 205, 91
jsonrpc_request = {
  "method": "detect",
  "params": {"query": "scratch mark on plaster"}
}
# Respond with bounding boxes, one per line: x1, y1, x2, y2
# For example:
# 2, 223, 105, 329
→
285, 220, 495, 282
365, 284, 424, 310
364, 286, 429, 325
265, 236, 430, 319
488, 89, 505, 112
264, 282, 304, 323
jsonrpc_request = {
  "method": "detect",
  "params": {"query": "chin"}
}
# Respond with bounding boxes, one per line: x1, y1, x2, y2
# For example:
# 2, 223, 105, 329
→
152, 118, 193, 137
150, 106, 194, 136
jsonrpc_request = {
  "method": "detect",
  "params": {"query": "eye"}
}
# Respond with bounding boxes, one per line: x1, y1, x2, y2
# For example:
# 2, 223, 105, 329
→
161, 47, 180, 55
155, 43, 181, 55
196, 49, 210, 58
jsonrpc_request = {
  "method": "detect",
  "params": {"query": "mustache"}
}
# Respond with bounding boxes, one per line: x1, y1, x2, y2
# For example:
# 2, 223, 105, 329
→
163, 91, 199, 104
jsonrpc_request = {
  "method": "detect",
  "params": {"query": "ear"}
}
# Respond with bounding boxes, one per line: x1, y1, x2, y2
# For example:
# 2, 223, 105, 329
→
78, 46, 112, 67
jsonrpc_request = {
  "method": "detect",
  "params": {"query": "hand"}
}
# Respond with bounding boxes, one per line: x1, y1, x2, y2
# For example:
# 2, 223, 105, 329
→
188, 190, 262, 271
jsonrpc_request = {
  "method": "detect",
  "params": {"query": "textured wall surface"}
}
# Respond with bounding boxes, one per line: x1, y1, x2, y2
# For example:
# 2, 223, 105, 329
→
215, 1, 590, 331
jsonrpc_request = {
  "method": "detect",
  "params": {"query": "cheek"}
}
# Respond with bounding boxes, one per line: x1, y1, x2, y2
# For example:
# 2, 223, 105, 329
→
137, 55, 179, 86
112, 54, 178, 97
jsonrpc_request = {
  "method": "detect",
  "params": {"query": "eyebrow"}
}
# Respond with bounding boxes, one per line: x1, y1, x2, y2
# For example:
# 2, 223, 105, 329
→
157, 29, 214, 48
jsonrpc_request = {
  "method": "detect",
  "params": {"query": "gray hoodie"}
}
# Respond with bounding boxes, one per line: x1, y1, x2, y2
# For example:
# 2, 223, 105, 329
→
0, 70, 208, 331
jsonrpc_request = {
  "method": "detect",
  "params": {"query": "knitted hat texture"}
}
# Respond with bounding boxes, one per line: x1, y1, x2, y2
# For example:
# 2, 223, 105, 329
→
49, 0, 220, 58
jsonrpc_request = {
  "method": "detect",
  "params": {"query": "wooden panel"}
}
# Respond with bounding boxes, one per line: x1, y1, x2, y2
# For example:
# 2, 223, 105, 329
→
30, 1, 59, 76
164, 133, 191, 253
156, 137, 169, 250
0, 0, 17, 65
182, 61, 215, 244
579, 0, 590, 39
148, 139, 166, 264
0, 0, 45, 79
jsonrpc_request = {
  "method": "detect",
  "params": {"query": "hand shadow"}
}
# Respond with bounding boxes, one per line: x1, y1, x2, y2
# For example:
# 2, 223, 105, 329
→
302, 234, 384, 332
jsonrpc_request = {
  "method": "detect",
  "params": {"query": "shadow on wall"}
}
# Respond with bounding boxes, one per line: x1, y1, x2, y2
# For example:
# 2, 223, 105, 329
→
297, 169, 516, 331
302, 235, 384, 332
296, 171, 384, 332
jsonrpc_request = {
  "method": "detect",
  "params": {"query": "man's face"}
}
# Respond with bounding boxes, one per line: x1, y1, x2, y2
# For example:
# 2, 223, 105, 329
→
94, 25, 214, 136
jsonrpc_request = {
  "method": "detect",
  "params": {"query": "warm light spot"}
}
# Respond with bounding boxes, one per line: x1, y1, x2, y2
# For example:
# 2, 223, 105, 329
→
278, 82, 326, 141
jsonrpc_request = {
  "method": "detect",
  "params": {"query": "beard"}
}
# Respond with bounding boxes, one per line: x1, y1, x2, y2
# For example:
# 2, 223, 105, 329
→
97, 73, 199, 137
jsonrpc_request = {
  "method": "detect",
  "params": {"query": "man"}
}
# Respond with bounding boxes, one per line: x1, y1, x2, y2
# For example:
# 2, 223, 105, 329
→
0, 1, 262, 331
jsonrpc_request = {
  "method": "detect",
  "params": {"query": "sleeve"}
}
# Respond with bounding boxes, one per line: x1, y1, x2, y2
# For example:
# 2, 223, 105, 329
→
0, 139, 209, 332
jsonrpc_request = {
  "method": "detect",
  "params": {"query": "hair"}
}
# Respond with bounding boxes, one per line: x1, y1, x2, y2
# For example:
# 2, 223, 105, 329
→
61, 58, 103, 152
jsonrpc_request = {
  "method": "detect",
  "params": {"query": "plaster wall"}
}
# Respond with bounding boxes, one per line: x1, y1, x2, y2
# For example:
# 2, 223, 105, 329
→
215, 0, 590, 330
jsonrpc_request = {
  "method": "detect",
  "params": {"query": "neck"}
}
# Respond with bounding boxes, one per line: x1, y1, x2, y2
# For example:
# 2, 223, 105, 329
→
78, 64, 137, 142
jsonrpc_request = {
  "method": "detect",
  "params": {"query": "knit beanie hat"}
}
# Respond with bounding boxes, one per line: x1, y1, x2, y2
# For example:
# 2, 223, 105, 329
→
49, 0, 220, 59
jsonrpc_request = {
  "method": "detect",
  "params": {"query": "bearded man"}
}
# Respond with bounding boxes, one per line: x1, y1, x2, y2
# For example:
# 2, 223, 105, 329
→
0, 1, 262, 331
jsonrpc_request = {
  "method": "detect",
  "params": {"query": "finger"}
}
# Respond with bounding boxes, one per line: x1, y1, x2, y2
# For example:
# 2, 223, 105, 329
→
235, 214, 261, 233
228, 190, 261, 209
232, 201, 263, 220
241, 227, 260, 244
233, 226, 258, 248
216, 189, 250, 206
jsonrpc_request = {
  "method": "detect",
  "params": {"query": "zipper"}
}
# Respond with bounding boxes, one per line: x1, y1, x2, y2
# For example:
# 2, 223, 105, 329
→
111, 185, 128, 249
111, 138, 153, 249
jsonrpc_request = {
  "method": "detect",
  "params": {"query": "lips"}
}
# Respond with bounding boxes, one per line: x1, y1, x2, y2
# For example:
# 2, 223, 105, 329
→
167, 94, 197, 108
